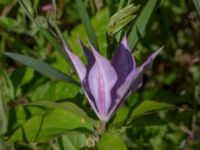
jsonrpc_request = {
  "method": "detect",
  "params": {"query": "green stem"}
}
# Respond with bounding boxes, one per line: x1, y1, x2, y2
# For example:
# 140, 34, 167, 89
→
99, 121, 107, 134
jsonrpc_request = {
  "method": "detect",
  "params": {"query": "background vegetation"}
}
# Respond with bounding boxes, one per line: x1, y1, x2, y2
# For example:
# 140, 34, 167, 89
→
0, 0, 200, 149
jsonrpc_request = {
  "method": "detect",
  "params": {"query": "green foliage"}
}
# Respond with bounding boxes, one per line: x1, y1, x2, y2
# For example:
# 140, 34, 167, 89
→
128, 0, 161, 49
68, 8, 108, 57
107, 4, 139, 36
97, 132, 127, 150
4, 52, 79, 86
24, 101, 89, 118
29, 82, 79, 101
130, 100, 174, 119
0, 0, 13, 5
8, 108, 94, 143
1, 0, 200, 149
110, 100, 174, 127
75, 0, 99, 49
193, 0, 200, 17
57, 134, 87, 150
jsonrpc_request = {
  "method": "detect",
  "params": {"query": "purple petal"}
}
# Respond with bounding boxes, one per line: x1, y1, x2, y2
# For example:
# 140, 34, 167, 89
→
117, 68, 142, 99
141, 46, 164, 70
79, 39, 95, 69
111, 36, 136, 89
63, 44, 86, 81
108, 46, 164, 119
88, 44, 117, 119
119, 46, 163, 98
79, 41, 101, 117
110, 36, 136, 114
82, 79, 100, 118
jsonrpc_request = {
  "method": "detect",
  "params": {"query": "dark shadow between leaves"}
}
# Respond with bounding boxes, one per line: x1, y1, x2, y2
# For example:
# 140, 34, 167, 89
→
21, 125, 29, 143
70, 127, 94, 135
34, 115, 45, 142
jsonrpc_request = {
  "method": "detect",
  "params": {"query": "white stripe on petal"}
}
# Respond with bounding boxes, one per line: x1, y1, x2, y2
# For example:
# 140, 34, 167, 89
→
88, 44, 117, 118
63, 44, 86, 81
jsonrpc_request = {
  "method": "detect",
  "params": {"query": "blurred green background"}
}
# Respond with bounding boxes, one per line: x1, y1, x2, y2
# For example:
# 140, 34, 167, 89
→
0, 0, 200, 149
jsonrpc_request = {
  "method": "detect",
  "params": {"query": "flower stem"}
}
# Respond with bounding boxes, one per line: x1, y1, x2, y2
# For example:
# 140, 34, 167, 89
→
99, 121, 107, 134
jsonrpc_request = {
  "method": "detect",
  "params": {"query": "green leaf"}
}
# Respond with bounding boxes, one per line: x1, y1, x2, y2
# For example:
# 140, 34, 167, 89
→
58, 135, 76, 150
18, 0, 69, 60
128, 0, 161, 49
107, 4, 140, 36
127, 100, 174, 124
131, 113, 166, 127
109, 106, 129, 127
0, 70, 14, 101
20, 0, 34, 16
97, 132, 127, 150
38, 27, 69, 60
57, 134, 87, 150
10, 66, 34, 89
4, 52, 79, 86
8, 105, 46, 131
0, 0, 13, 5
131, 108, 192, 127
0, 15, 27, 33
193, 0, 200, 17
118, 0, 126, 10
0, 16, 16, 29
25, 101, 88, 119
75, 0, 99, 49
110, 100, 174, 127
29, 82, 79, 102
68, 9, 108, 58
8, 108, 94, 143
131, 100, 174, 117
0, 70, 14, 134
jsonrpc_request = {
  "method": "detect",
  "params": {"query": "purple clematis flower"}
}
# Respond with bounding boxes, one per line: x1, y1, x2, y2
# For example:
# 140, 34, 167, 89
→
63, 36, 163, 122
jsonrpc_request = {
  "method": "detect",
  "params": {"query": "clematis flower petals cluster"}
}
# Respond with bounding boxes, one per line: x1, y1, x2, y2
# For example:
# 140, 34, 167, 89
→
63, 36, 163, 122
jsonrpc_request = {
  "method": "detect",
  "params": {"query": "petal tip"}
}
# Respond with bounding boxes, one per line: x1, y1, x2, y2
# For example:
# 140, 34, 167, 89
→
121, 36, 130, 51
151, 46, 164, 60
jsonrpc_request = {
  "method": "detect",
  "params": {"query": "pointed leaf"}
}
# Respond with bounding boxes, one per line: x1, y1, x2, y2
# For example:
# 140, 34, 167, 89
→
194, 0, 200, 17
128, 0, 161, 49
132, 100, 174, 117
4, 52, 79, 86
40, 28, 69, 60
131, 107, 192, 127
127, 100, 174, 124
75, 0, 98, 49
